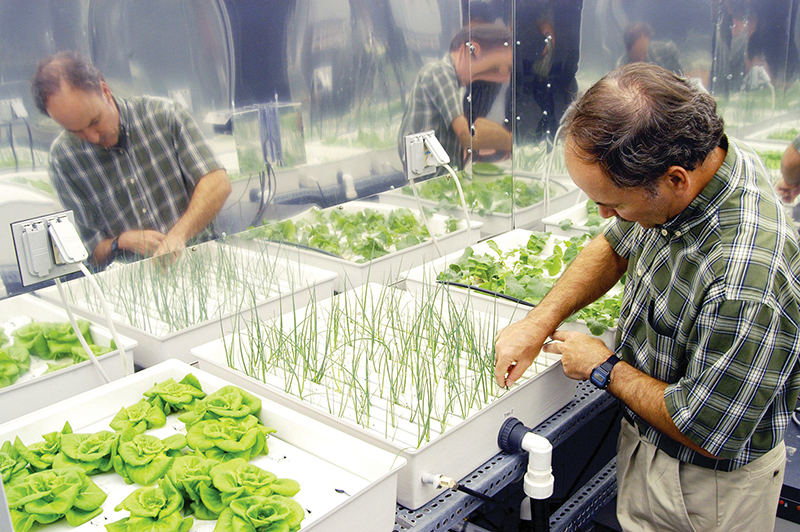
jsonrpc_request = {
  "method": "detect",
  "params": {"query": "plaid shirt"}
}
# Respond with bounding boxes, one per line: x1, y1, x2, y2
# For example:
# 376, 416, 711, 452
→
605, 138, 800, 470
49, 95, 223, 255
397, 54, 464, 168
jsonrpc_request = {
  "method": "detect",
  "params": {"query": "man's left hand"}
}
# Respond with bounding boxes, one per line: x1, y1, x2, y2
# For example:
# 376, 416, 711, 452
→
152, 232, 186, 264
542, 330, 614, 381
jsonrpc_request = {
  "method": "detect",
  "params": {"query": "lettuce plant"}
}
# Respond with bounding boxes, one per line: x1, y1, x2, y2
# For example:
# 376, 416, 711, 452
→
178, 385, 262, 428
110, 400, 167, 434
113, 432, 186, 485
213, 494, 305, 532
6, 467, 107, 532
52, 430, 119, 474
210, 458, 300, 507
186, 415, 275, 462
14, 422, 72, 471
0, 440, 29, 485
71, 343, 113, 364
144, 374, 206, 415
13, 320, 93, 360
105, 477, 193, 532
0, 347, 25, 388
166, 454, 221, 519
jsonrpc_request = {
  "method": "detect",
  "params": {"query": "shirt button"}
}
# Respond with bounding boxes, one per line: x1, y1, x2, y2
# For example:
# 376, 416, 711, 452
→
129, 179, 134, 184
675, 230, 682, 237
661, 229, 668, 236
141, 208, 147, 214
637, 267, 643, 276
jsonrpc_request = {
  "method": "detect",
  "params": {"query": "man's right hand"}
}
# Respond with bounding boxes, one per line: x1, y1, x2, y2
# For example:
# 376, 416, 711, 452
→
118, 229, 168, 257
494, 318, 552, 388
775, 177, 800, 203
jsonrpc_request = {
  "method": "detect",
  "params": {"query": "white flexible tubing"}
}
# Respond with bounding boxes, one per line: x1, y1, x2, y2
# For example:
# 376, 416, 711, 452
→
55, 277, 111, 383
77, 262, 131, 376
443, 163, 473, 246
408, 172, 443, 257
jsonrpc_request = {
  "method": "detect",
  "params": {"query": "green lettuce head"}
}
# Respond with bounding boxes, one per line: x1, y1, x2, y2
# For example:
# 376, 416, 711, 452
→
213, 495, 305, 532
52, 431, 119, 474
110, 400, 167, 434
186, 415, 275, 462
0, 440, 29, 485
113, 433, 186, 485
166, 454, 220, 520
6, 467, 107, 532
144, 374, 206, 415
105, 477, 193, 532
0, 348, 24, 389
14, 422, 72, 471
208, 458, 300, 510
178, 385, 262, 428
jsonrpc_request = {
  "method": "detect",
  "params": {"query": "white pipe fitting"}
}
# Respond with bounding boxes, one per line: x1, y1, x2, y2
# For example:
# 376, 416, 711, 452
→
520, 432, 554, 500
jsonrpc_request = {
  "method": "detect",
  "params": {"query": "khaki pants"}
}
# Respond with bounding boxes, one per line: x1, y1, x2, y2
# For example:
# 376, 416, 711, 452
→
616, 418, 785, 532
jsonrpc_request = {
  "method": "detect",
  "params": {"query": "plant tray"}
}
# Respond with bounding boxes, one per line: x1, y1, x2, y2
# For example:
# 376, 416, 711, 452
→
38, 241, 337, 368
235, 200, 482, 292
379, 173, 581, 237
402, 229, 620, 347
189, 284, 576, 510
0, 294, 136, 424
542, 200, 608, 238
0, 359, 406, 532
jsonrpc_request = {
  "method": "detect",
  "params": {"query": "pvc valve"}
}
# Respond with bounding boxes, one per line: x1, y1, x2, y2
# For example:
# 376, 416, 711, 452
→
498, 417, 554, 500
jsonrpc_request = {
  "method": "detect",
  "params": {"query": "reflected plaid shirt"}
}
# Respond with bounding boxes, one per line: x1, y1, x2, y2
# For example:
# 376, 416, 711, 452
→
397, 54, 464, 168
604, 138, 800, 470
49, 95, 223, 255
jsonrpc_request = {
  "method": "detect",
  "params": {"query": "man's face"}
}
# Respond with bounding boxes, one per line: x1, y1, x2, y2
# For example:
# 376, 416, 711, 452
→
455, 44, 513, 84
46, 81, 120, 148
565, 137, 673, 228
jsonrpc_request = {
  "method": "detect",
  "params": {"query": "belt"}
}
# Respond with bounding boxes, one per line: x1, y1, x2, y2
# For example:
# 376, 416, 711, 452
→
621, 408, 736, 472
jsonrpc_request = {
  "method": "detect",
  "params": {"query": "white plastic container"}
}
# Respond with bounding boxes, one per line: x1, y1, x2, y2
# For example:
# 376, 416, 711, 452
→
378, 173, 580, 237
0, 294, 136, 424
235, 200, 482, 291
542, 200, 609, 238
189, 284, 576, 510
402, 229, 620, 347
0, 359, 406, 532
38, 241, 337, 368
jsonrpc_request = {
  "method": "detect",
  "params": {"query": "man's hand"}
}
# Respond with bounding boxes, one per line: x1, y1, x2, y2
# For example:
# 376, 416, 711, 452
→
494, 319, 551, 387
152, 231, 187, 264
542, 330, 613, 381
118, 230, 167, 257
775, 177, 800, 203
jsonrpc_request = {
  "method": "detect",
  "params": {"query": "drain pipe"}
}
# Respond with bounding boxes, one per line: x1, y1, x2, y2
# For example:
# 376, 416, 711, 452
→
498, 417, 554, 532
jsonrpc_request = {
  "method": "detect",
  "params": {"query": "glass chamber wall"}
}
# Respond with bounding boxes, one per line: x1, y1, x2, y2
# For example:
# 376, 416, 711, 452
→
0, 0, 797, 296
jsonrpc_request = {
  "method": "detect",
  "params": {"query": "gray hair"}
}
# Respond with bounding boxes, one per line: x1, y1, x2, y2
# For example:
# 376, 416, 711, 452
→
31, 51, 104, 115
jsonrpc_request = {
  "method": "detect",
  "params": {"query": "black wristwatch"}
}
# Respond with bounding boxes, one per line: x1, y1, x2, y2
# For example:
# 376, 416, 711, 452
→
110, 235, 121, 256
590, 355, 621, 389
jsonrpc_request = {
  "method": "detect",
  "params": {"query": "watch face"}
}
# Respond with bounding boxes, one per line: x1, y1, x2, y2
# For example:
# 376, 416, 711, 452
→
590, 366, 610, 389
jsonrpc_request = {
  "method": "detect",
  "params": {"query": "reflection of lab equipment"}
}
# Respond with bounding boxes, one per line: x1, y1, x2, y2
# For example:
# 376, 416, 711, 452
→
0, 98, 35, 171
232, 102, 306, 170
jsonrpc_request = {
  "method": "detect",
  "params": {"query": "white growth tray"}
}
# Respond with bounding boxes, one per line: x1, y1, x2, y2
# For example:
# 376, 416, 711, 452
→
379, 173, 580, 237
402, 229, 619, 347
542, 200, 609, 238
0, 359, 406, 532
38, 241, 337, 368
0, 294, 136, 424
189, 284, 576, 509
236, 200, 482, 291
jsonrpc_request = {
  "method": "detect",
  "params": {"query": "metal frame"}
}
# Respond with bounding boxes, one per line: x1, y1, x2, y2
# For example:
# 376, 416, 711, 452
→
394, 382, 617, 532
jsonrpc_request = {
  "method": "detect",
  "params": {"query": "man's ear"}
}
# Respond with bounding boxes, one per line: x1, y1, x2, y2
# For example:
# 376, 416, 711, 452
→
469, 42, 482, 57
664, 165, 690, 193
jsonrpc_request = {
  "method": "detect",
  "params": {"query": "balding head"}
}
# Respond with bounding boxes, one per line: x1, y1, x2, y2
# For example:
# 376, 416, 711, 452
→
31, 51, 104, 116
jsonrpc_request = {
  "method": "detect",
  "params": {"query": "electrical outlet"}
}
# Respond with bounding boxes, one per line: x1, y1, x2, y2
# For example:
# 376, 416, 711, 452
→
10, 211, 88, 286
404, 131, 450, 182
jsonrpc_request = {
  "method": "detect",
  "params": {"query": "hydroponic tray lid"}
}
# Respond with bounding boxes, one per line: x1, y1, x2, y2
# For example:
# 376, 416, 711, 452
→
0, 294, 136, 424
0, 359, 405, 532
190, 283, 576, 509
38, 240, 337, 368
235, 200, 482, 291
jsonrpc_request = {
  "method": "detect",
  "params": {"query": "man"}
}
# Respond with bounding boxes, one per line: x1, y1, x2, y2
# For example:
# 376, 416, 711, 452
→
775, 132, 800, 204
495, 63, 800, 531
616, 21, 684, 75
31, 51, 232, 266
397, 23, 513, 169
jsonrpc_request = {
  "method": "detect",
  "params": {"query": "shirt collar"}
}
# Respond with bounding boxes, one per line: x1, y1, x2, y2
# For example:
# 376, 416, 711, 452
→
110, 95, 128, 151
658, 136, 738, 232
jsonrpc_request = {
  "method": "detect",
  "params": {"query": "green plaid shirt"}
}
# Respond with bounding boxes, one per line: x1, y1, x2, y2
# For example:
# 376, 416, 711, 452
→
397, 54, 464, 168
49, 95, 223, 255
605, 138, 800, 470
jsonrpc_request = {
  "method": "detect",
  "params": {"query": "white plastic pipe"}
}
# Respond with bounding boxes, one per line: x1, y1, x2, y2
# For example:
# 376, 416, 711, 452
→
519, 431, 554, 500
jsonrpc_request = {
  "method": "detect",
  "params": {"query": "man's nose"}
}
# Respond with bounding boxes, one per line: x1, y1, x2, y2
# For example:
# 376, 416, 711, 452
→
598, 205, 617, 218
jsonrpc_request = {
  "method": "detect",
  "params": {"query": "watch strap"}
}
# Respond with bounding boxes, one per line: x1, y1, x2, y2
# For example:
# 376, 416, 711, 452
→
110, 235, 121, 256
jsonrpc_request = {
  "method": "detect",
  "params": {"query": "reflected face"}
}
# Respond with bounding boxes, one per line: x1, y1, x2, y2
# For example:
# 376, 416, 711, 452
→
46, 81, 120, 148
630, 36, 650, 62
564, 137, 671, 228
470, 46, 513, 83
